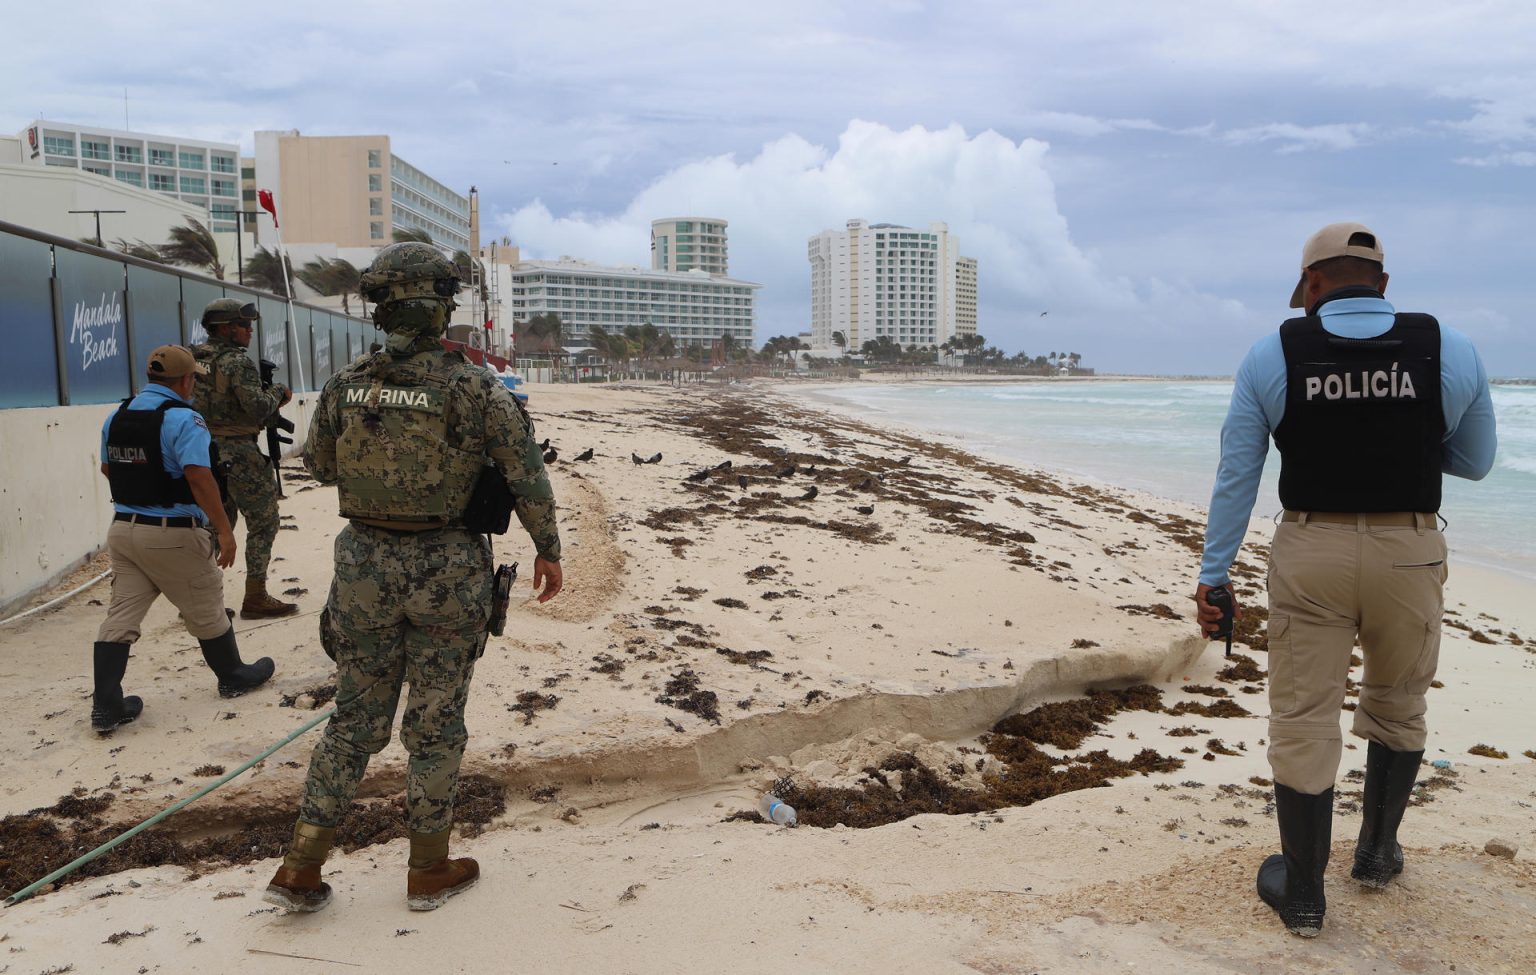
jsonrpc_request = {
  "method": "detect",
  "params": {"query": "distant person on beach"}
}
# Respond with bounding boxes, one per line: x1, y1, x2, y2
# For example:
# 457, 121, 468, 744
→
91, 345, 275, 733
1195, 222, 1496, 937
191, 299, 298, 619
265, 242, 563, 914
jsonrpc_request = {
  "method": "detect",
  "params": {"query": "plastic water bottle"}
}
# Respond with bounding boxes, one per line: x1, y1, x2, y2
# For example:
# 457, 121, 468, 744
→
758, 792, 797, 826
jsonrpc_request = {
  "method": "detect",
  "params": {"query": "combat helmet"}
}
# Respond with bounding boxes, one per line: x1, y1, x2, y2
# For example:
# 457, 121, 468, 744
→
202, 297, 259, 327
359, 242, 461, 308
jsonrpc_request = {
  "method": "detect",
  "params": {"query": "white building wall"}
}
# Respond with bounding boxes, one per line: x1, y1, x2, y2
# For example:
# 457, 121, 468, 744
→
810, 218, 970, 352
0, 163, 210, 246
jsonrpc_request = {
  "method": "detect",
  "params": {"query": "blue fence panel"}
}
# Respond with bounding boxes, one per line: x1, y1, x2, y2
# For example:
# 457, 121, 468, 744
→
125, 265, 185, 393
55, 248, 131, 405
182, 279, 226, 347
310, 312, 335, 387
289, 303, 314, 393
0, 234, 61, 407
256, 295, 291, 390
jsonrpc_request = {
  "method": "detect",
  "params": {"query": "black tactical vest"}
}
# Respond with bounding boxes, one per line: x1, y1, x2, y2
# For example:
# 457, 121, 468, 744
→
1273, 312, 1444, 513
105, 399, 198, 507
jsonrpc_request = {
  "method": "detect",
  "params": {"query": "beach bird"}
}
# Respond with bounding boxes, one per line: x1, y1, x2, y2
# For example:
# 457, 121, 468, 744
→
574, 448, 594, 461
711, 460, 733, 472
631, 452, 645, 465
543, 447, 558, 464
737, 474, 750, 490
685, 467, 712, 482
799, 485, 819, 502
775, 465, 797, 478
645, 452, 663, 465
854, 505, 874, 515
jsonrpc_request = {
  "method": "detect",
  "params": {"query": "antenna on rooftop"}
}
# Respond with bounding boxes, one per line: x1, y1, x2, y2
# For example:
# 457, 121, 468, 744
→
123, 88, 129, 130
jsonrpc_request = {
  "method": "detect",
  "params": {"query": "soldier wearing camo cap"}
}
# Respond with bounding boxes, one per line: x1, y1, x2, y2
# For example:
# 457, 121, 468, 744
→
265, 241, 563, 914
191, 298, 298, 619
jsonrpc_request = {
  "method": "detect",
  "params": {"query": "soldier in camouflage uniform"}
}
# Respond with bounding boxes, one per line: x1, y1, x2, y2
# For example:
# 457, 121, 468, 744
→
191, 300, 298, 618
265, 242, 562, 915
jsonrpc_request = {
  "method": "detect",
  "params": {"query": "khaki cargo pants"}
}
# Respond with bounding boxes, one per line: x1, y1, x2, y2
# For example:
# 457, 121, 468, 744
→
98, 518, 230, 643
1266, 512, 1447, 796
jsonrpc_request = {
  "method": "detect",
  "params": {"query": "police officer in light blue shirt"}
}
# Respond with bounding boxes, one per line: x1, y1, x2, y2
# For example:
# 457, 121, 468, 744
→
91, 345, 274, 733
1195, 223, 1496, 937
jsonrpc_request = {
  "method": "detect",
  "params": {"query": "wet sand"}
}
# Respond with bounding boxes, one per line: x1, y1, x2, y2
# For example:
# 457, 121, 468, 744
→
2, 381, 1532, 974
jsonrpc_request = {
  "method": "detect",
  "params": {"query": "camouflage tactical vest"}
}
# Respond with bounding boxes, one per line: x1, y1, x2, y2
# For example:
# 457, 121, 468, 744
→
333, 357, 482, 524
191, 341, 262, 436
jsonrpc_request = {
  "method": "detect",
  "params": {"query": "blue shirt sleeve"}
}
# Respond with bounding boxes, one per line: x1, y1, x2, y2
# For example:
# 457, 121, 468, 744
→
1439, 325, 1497, 480
1199, 337, 1284, 585
162, 407, 213, 476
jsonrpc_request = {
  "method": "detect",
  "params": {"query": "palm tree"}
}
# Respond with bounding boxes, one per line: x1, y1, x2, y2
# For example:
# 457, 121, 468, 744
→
111, 238, 164, 262
297, 257, 363, 314
159, 218, 224, 280
831, 330, 847, 357
244, 246, 293, 296
392, 227, 434, 245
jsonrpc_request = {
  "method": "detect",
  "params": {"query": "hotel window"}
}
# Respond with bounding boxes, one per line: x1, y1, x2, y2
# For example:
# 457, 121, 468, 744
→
210, 155, 236, 173
115, 144, 143, 164
150, 148, 175, 167
241, 165, 255, 179
211, 178, 236, 197
83, 164, 110, 176
180, 175, 206, 194
369, 221, 384, 239
43, 135, 75, 156
369, 173, 382, 191
115, 169, 143, 187
368, 149, 381, 168
82, 139, 110, 160
178, 150, 205, 169
369, 197, 383, 215
150, 173, 175, 191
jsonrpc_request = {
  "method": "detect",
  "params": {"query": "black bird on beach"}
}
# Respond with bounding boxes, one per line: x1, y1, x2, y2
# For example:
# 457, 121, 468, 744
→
896, 455, 912, 466
539, 438, 551, 451
685, 467, 711, 482
711, 460, 733, 472
646, 452, 663, 464
798, 485, 819, 502
543, 447, 558, 464
574, 448, 594, 462
855, 477, 876, 491
775, 465, 797, 478
737, 474, 750, 490
632, 452, 645, 465
854, 505, 874, 515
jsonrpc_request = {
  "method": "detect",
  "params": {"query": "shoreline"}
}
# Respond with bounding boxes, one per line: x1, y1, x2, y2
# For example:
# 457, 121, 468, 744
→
2, 382, 1531, 974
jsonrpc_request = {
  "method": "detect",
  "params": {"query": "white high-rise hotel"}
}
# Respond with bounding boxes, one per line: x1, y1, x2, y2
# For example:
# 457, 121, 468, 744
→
808, 219, 977, 351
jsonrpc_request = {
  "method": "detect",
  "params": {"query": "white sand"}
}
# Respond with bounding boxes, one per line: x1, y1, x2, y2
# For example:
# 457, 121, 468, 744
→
2, 381, 1531, 974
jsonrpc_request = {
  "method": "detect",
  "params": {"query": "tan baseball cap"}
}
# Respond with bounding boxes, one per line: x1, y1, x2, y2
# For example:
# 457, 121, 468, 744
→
146, 344, 208, 379
1289, 222, 1385, 308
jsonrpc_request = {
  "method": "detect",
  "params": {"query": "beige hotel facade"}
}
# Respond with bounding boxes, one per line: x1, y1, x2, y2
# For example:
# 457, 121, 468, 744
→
248, 131, 470, 251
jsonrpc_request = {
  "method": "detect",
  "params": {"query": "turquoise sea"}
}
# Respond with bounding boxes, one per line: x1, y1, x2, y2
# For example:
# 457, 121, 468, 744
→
806, 380, 1536, 582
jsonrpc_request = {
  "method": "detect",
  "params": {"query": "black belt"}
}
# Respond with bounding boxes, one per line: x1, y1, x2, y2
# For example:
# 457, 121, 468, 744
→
115, 512, 205, 528
1280, 511, 1434, 528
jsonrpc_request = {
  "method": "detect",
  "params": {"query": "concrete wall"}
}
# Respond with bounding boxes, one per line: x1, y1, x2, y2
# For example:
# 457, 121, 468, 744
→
0, 163, 207, 247
0, 393, 319, 617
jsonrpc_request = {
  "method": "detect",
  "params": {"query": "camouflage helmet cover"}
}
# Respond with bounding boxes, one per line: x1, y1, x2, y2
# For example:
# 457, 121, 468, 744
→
359, 242, 461, 305
202, 297, 260, 327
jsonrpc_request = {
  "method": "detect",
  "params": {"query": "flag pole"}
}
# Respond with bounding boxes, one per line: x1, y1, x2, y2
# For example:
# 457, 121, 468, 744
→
259, 190, 307, 395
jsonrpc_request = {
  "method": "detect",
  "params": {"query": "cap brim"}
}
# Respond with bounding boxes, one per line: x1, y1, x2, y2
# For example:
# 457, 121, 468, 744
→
1289, 274, 1305, 309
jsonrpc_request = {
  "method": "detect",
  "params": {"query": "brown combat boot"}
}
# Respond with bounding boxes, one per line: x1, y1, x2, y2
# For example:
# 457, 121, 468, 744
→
264, 821, 335, 913
241, 578, 298, 619
406, 828, 479, 911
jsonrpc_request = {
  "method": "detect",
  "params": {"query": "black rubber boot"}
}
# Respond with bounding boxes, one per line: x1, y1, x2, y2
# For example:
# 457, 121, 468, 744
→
91, 641, 143, 733
1256, 784, 1333, 938
1352, 741, 1422, 888
198, 627, 275, 698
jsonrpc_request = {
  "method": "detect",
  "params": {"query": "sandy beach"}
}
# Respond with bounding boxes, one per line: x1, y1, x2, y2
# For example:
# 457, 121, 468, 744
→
1, 381, 1532, 974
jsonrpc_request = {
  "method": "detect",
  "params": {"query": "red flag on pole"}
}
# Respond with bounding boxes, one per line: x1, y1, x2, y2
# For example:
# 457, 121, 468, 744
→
257, 189, 279, 228
484, 318, 494, 330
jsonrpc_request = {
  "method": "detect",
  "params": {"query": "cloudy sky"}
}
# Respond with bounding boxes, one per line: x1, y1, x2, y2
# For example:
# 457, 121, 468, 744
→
10, 0, 1534, 374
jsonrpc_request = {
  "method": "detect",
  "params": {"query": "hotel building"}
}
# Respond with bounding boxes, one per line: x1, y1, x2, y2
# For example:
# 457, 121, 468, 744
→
506, 258, 758, 348
15, 120, 242, 233
651, 217, 729, 276
250, 131, 470, 251
807, 219, 977, 351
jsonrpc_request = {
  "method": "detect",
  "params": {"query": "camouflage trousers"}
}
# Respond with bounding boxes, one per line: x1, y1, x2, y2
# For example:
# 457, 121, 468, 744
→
298, 523, 492, 833
216, 436, 280, 582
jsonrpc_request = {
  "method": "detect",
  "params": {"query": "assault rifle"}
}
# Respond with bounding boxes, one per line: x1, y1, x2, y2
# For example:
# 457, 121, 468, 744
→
258, 358, 296, 499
